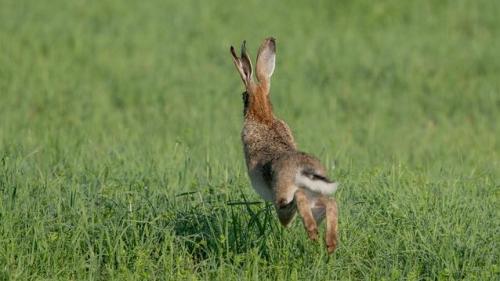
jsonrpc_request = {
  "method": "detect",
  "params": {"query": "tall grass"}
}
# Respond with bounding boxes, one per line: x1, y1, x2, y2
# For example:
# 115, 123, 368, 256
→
0, 0, 499, 280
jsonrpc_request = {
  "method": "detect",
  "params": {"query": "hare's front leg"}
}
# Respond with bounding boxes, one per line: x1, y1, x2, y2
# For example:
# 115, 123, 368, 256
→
275, 200, 297, 227
319, 197, 338, 254
274, 177, 298, 227
295, 189, 318, 241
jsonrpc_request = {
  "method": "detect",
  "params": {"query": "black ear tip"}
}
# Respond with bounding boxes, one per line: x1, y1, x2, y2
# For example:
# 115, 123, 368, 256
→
230, 46, 238, 57
262, 37, 276, 52
241, 40, 247, 55
265, 37, 276, 44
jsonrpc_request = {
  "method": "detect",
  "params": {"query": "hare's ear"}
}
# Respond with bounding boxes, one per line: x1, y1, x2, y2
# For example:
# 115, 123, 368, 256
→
256, 37, 276, 88
230, 41, 253, 89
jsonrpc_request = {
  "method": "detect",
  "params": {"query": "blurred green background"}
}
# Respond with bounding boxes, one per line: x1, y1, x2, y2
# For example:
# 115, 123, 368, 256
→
0, 0, 499, 280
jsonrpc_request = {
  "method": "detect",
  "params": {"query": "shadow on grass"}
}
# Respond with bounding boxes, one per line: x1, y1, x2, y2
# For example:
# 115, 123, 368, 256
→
171, 191, 281, 262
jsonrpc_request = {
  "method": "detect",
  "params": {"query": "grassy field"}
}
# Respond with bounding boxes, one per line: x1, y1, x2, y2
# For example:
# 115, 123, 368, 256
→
1, 0, 499, 280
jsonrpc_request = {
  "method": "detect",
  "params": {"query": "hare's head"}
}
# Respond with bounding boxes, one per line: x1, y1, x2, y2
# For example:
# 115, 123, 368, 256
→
230, 38, 276, 123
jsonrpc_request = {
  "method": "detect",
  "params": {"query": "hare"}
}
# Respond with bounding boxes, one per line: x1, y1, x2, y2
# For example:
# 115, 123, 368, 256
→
230, 37, 339, 254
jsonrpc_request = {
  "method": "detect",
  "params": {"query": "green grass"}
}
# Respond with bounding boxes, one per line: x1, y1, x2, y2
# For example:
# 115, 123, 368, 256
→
1, 0, 499, 280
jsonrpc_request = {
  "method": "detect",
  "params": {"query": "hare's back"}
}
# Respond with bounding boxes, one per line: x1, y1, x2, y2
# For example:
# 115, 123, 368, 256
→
242, 120, 295, 165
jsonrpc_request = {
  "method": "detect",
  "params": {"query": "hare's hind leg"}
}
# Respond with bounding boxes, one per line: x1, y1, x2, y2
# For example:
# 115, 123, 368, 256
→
295, 189, 318, 241
319, 197, 338, 254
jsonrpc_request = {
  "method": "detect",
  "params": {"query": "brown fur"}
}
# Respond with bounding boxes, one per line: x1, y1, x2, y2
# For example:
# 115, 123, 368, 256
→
246, 84, 274, 124
230, 37, 339, 254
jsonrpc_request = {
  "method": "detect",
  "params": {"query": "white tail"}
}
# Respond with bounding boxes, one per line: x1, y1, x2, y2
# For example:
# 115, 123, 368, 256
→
295, 171, 338, 195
